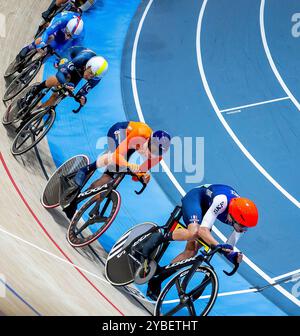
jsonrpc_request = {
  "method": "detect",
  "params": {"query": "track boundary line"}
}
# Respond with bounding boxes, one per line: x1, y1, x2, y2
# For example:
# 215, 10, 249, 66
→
260, 0, 300, 112
220, 96, 290, 113
130, 0, 300, 308
196, 0, 300, 307
0, 278, 42, 316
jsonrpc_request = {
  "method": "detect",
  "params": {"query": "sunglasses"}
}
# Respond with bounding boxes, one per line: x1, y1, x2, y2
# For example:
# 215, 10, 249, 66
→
229, 214, 248, 232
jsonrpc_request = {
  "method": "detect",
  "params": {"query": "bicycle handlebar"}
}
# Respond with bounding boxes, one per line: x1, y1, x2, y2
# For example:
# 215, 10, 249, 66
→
127, 170, 147, 195
223, 262, 239, 276
58, 85, 83, 113
201, 246, 240, 277
111, 170, 147, 195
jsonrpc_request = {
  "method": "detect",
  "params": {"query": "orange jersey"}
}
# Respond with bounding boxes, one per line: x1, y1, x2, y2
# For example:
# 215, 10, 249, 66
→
111, 121, 162, 172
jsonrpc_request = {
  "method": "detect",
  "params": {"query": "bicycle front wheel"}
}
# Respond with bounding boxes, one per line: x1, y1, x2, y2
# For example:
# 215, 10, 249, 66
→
155, 266, 218, 317
11, 107, 55, 156
67, 189, 121, 248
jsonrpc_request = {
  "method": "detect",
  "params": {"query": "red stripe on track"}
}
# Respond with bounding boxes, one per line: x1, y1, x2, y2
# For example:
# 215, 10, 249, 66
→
0, 152, 124, 316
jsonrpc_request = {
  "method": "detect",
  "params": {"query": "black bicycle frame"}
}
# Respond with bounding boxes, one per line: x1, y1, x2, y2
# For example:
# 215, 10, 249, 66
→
74, 171, 147, 206
131, 206, 239, 287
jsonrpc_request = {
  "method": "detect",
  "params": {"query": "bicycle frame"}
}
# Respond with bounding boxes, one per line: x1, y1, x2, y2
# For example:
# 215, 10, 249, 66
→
153, 206, 211, 265
130, 206, 239, 288
68, 171, 147, 207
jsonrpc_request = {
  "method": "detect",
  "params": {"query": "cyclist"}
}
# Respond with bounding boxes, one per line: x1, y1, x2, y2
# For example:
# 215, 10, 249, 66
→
16, 11, 84, 63
139, 184, 259, 299
62, 122, 172, 219
18, 46, 108, 110
41, 0, 94, 22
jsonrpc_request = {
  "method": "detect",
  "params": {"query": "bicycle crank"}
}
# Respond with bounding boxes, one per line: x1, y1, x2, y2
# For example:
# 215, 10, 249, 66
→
134, 260, 157, 285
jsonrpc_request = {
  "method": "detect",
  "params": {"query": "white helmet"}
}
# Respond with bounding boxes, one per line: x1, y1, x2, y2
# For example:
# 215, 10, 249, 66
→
86, 56, 109, 78
66, 17, 84, 37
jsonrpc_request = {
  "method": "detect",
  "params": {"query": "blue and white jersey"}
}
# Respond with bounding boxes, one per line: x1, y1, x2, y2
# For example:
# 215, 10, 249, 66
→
36, 11, 82, 49
182, 184, 242, 246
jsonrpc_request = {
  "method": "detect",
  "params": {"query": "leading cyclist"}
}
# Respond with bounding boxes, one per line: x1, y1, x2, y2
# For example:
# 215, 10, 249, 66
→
139, 184, 259, 299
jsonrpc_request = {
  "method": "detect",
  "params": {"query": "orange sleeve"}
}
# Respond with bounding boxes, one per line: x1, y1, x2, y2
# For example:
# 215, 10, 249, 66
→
111, 139, 130, 167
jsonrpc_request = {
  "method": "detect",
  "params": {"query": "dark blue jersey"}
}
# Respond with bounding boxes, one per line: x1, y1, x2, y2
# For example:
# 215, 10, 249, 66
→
56, 46, 101, 96
182, 184, 240, 226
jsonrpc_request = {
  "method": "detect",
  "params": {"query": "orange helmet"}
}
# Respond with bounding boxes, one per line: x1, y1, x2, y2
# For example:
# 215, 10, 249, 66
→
228, 197, 258, 228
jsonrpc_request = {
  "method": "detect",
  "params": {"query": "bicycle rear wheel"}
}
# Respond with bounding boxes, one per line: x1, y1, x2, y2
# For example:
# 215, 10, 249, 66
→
155, 266, 218, 316
2, 100, 27, 126
2, 84, 41, 126
3, 60, 42, 102
4, 50, 37, 78
41, 155, 90, 209
11, 107, 55, 156
67, 189, 121, 248
105, 222, 160, 286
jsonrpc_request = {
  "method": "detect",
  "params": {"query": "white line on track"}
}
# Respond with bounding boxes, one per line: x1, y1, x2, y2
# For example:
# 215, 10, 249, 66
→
198, 4, 300, 210
0, 225, 110, 284
226, 110, 241, 115
0, 225, 155, 304
131, 0, 186, 197
196, 0, 300, 307
260, 0, 300, 112
220, 96, 290, 113
163, 288, 259, 304
130, 0, 300, 307
272, 270, 300, 282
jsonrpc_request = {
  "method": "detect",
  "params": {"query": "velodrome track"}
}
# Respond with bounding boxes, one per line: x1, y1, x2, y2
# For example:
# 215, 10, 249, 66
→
0, 0, 147, 316
122, 0, 300, 315
0, 0, 299, 316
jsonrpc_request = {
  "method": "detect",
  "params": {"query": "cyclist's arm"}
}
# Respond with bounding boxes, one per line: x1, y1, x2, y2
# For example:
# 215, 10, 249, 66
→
198, 194, 228, 247
38, 12, 72, 48
111, 140, 131, 168
37, 19, 61, 48
226, 230, 243, 247
56, 61, 74, 84
76, 78, 101, 98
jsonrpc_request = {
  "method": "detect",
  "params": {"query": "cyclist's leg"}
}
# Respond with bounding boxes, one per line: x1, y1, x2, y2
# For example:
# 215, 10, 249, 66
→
21, 77, 57, 111
63, 172, 112, 220
146, 237, 200, 300
74, 122, 130, 186
40, 92, 59, 108
171, 240, 200, 264
171, 189, 204, 263
16, 42, 36, 62
18, 81, 49, 111
87, 172, 113, 190
57, 0, 69, 5
40, 73, 76, 108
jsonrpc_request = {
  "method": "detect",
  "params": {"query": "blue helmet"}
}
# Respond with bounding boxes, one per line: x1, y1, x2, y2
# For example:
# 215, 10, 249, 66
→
148, 130, 171, 156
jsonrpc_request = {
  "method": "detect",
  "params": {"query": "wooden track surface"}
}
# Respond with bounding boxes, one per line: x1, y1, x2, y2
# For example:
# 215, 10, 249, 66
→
0, 0, 147, 316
